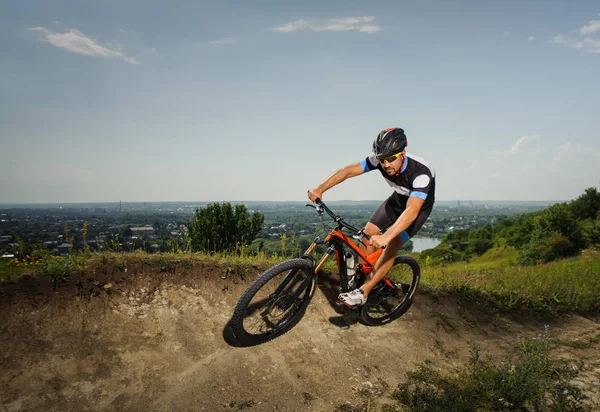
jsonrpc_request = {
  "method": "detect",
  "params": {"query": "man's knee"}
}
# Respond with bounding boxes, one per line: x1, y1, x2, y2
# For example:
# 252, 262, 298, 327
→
363, 222, 381, 236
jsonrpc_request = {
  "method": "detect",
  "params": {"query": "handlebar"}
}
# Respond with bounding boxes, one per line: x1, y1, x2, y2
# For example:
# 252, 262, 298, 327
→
306, 198, 370, 240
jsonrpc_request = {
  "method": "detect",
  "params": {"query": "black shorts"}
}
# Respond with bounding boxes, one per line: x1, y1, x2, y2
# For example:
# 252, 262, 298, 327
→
368, 193, 433, 243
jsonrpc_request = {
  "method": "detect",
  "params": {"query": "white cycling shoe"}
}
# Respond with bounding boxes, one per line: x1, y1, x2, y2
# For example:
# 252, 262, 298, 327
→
338, 288, 366, 307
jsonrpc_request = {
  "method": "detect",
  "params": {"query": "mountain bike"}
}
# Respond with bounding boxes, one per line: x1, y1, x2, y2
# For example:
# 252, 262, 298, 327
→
231, 199, 421, 346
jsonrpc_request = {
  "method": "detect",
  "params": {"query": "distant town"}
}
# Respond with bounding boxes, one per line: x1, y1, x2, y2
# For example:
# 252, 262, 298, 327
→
0, 200, 556, 258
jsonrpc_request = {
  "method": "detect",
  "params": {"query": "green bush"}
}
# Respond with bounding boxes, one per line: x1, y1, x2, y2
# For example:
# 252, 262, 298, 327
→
583, 220, 600, 246
45, 255, 86, 288
187, 202, 264, 254
519, 204, 585, 264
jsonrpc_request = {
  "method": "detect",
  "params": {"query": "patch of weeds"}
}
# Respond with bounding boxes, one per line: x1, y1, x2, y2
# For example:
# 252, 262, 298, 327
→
334, 402, 363, 412
429, 310, 456, 332
116, 262, 127, 272
393, 328, 591, 411
226, 400, 255, 410
45, 255, 86, 288
159, 261, 175, 273
182, 259, 192, 269
302, 392, 315, 404
236, 399, 255, 409
433, 338, 449, 357
561, 332, 600, 350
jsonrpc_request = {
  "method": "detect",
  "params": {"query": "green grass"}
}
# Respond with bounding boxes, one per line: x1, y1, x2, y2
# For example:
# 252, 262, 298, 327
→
420, 248, 600, 314
3, 247, 599, 315
0, 250, 288, 285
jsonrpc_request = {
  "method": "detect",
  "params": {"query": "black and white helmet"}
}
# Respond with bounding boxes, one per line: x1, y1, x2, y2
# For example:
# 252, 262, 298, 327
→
372, 128, 407, 157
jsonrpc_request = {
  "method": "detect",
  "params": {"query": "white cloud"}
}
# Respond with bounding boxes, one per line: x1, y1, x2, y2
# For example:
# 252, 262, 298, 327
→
550, 142, 594, 166
330, 16, 375, 25
528, 36, 535, 41
580, 20, 600, 35
30, 26, 139, 64
583, 36, 600, 52
210, 38, 235, 45
30, 26, 51, 35
273, 16, 381, 34
503, 135, 540, 156
462, 135, 540, 173
552, 16, 600, 54
359, 25, 381, 34
552, 34, 566, 44
273, 19, 310, 33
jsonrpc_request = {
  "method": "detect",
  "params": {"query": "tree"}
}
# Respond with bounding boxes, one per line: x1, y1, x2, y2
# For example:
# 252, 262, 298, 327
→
569, 187, 600, 220
153, 220, 163, 235
187, 202, 264, 253
468, 225, 493, 256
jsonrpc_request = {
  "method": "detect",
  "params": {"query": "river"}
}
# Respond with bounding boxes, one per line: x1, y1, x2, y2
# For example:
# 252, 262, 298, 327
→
410, 237, 441, 253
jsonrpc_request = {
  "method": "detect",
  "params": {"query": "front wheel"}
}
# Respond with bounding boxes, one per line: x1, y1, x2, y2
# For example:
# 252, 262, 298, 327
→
231, 258, 316, 346
359, 255, 420, 326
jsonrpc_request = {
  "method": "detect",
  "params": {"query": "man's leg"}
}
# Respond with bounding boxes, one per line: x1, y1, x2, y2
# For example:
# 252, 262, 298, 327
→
358, 195, 397, 262
359, 235, 403, 297
359, 222, 381, 260
361, 203, 432, 296
338, 194, 401, 307
338, 234, 403, 306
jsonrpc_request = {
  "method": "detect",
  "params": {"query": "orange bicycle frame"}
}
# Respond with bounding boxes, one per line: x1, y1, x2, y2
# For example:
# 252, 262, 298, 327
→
303, 228, 395, 288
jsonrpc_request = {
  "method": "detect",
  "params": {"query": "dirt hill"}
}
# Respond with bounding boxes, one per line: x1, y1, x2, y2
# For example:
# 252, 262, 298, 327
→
1, 260, 599, 411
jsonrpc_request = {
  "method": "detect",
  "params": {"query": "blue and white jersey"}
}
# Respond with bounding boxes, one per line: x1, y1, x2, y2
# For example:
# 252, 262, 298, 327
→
360, 152, 436, 209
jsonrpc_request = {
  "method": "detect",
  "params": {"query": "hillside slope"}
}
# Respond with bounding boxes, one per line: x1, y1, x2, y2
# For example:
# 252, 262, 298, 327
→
1, 260, 599, 411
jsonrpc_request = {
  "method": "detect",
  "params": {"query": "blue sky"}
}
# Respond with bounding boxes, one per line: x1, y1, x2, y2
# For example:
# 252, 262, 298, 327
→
1, 0, 599, 203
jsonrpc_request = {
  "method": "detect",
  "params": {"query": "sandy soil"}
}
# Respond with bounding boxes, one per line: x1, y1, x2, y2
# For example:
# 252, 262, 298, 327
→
1, 262, 599, 411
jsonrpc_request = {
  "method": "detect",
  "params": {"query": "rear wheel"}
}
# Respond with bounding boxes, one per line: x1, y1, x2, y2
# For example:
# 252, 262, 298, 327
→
231, 258, 316, 346
359, 255, 420, 326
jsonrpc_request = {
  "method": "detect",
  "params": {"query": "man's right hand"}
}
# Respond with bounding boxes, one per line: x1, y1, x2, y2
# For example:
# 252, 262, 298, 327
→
307, 188, 323, 203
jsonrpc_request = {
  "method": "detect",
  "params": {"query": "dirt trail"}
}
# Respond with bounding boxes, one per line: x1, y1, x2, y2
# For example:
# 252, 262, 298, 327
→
1, 264, 599, 412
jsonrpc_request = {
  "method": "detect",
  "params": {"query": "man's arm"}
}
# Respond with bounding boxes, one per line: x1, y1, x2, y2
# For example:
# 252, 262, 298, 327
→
308, 163, 365, 202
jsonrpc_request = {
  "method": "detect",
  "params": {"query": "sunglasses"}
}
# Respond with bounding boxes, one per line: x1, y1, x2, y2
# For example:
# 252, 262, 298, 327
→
377, 151, 404, 164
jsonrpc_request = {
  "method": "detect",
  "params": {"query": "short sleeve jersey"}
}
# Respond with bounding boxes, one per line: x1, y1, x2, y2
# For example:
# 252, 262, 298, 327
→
359, 152, 436, 209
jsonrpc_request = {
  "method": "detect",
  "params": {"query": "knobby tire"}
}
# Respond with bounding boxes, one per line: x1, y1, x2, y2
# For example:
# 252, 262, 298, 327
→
231, 258, 316, 346
359, 255, 420, 326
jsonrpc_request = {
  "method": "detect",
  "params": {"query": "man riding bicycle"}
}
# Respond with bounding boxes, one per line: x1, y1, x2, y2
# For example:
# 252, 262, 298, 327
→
307, 127, 435, 307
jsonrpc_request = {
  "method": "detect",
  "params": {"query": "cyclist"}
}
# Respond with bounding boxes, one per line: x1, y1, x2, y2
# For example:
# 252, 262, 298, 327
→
307, 127, 435, 307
